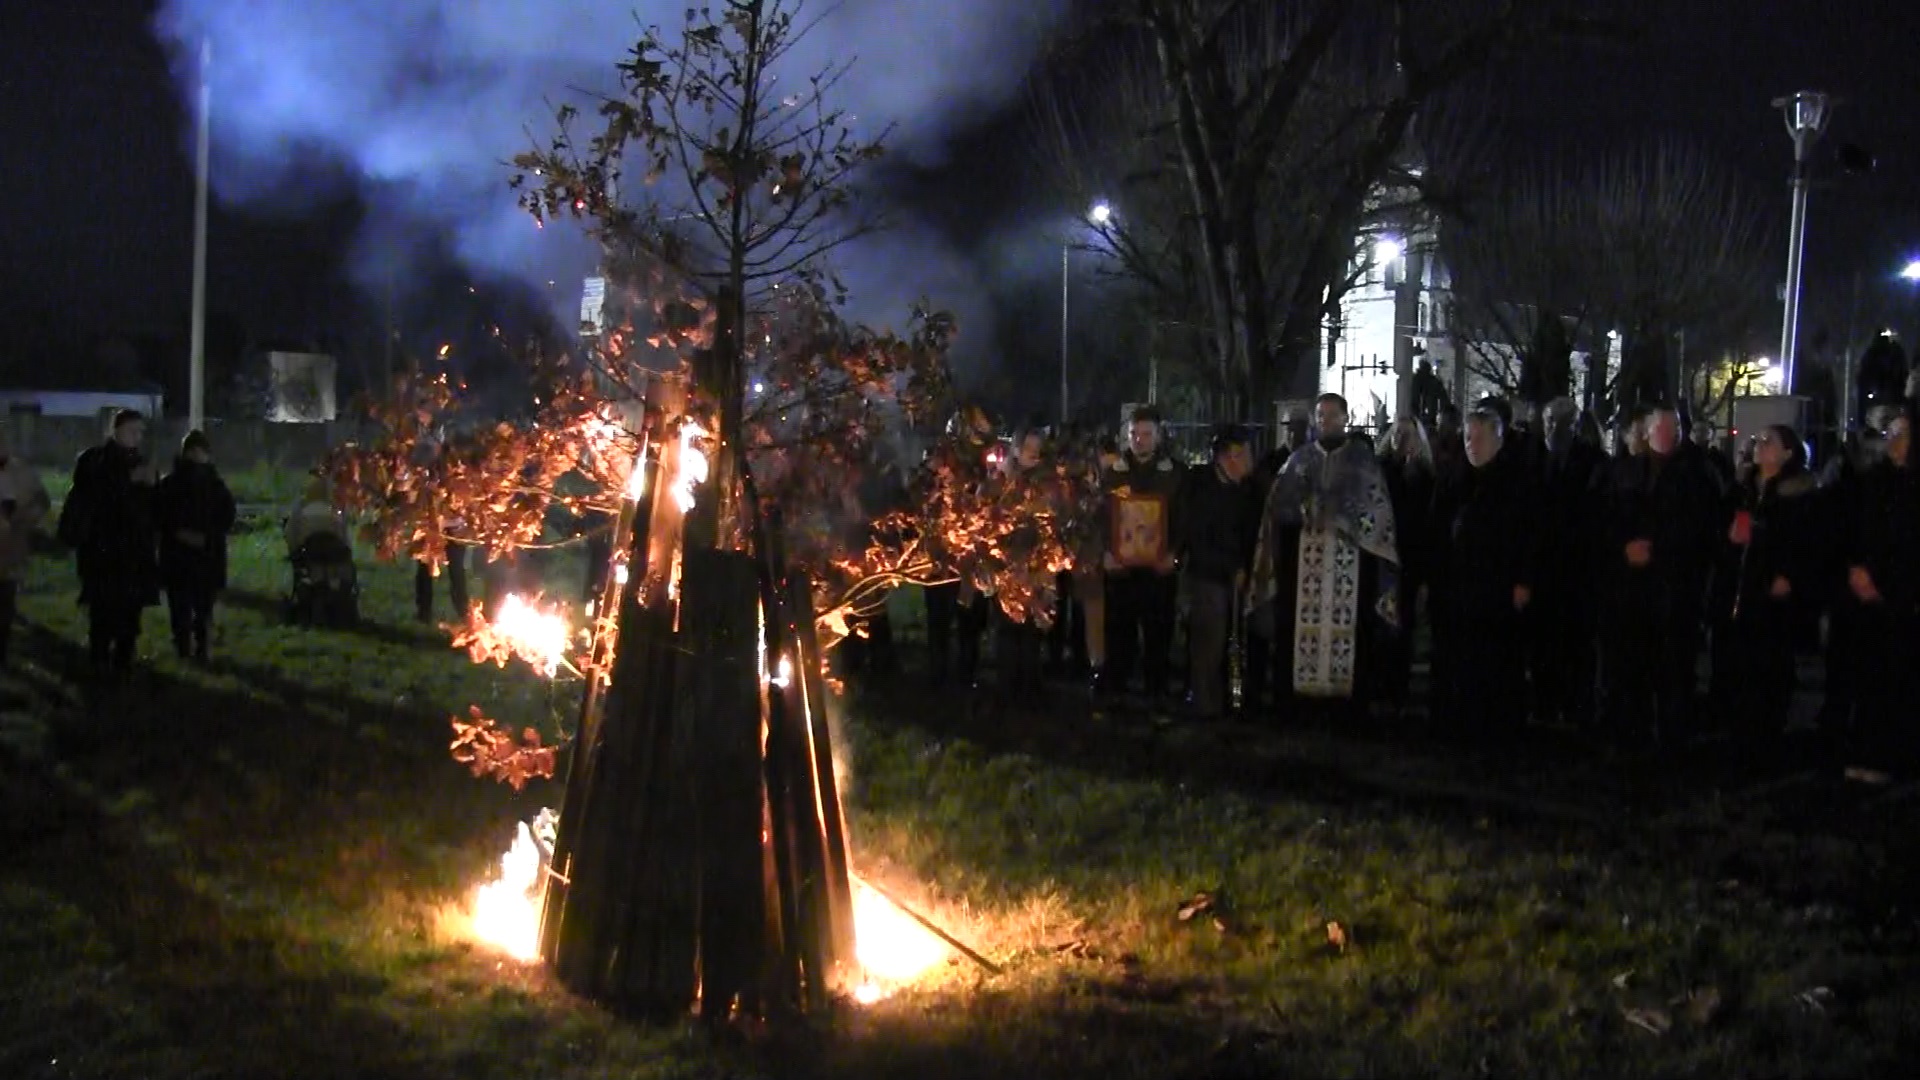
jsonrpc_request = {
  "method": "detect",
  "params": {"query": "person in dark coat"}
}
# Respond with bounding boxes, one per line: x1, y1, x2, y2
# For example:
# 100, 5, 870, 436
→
1378, 417, 1437, 716
1837, 409, 1920, 778
1596, 404, 1731, 750
153, 430, 237, 660
1531, 397, 1607, 728
58, 409, 160, 673
1178, 425, 1256, 719
1718, 425, 1818, 755
1430, 407, 1539, 743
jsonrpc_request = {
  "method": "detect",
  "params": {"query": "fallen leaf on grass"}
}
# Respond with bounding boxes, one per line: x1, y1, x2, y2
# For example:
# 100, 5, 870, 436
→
1326, 921, 1349, 953
1796, 987, 1834, 1014
1680, 985, 1722, 1026
1177, 892, 1215, 922
1611, 970, 1634, 991
1621, 1006, 1672, 1036
1049, 939, 1098, 960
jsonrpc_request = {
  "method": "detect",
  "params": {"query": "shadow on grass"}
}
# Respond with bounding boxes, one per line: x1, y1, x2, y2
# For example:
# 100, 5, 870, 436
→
1, 618, 569, 1080
849, 671, 1625, 832
217, 585, 447, 650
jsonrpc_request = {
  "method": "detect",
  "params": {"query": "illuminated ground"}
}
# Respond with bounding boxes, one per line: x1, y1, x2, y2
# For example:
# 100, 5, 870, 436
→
3, 517, 1917, 1078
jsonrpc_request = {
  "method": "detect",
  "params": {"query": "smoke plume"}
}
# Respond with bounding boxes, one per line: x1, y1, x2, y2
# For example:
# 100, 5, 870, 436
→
152, 0, 1068, 349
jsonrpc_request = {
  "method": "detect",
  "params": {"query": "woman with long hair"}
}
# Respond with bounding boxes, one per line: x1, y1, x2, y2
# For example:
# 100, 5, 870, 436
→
1720, 424, 1817, 756
1377, 416, 1437, 717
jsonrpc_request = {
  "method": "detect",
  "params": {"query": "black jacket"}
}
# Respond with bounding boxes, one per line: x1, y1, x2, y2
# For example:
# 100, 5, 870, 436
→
155, 458, 238, 592
1433, 454, 1539, 618
1727, 466, 1818, 617
59, 441, 159, 606
1847, 460, 1920, 614
1179, 465, 1256, 585
1602, 445, 1732, 622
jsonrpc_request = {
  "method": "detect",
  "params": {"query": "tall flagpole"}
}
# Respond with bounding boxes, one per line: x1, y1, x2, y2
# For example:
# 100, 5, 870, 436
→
189, 38, 212, 432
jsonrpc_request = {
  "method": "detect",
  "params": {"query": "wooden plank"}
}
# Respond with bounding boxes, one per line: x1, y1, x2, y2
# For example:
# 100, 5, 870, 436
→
675, 548, 771, 1020
543, 445, 660, 986
785, 571, 857, 981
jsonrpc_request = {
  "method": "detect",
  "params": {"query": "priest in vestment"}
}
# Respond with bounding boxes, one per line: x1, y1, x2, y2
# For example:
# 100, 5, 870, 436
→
1247, 393, 1401, 713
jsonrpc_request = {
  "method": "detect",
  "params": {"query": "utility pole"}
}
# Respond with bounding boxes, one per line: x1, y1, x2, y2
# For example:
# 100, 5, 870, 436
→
188, 39, 211, 431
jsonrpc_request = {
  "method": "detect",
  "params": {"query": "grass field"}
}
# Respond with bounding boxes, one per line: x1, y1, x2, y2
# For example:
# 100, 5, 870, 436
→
35, 460, 313, 509
4, 505, 1919, 1078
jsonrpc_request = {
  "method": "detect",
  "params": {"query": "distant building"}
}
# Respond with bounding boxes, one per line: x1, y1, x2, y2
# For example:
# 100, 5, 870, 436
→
0, 382, 165, 421
1324, 232, 1458, 432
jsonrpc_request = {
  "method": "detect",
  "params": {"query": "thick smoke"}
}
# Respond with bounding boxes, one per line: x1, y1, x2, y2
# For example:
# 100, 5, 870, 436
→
152, 0, 1068, 351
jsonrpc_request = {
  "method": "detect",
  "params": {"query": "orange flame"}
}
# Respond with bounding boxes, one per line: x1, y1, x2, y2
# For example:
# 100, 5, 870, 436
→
457, 594, 574, 677
671, 421, 711, 513
470, 815, 550, 961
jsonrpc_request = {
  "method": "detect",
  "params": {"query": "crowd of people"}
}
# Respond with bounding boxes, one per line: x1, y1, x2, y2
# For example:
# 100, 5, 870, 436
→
895, 393, 1919, 782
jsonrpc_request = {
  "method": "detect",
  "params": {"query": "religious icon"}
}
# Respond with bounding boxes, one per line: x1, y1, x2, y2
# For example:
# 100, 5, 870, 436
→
1112, 492, 1169, 568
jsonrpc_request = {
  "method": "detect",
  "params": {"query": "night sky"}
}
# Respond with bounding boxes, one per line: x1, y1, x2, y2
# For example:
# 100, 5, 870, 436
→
3, 0, 1918, 406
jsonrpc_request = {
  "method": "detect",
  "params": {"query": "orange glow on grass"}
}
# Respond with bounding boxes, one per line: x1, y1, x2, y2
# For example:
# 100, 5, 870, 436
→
850, 877, 952, 1001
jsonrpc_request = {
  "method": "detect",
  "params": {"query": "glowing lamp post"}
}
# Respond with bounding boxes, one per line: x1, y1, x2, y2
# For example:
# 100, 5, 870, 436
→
1061, 200, 1113, 424
1901, 260, 1920, 283
1773, 90, 1834, 398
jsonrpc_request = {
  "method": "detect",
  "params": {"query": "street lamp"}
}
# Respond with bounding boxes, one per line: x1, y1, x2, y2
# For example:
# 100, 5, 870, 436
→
1773, 90, 1835, 398
1374, 236, 1404, 267
1061, 200, 1113, 423
1901, 259, 1920, 282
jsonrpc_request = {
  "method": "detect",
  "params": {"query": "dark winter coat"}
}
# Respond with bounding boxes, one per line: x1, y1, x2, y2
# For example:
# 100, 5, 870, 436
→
59, 441, 159, 608
1381, 457, 1438, 585
1726, 466, 1819, 620
1433, 453, 1540, 624
154, 457, 238, 592
1537, 438, 1607, 566
1178, 465, 1256, 585
1847, 460, 1920, 615
1601, 445, 1732, 629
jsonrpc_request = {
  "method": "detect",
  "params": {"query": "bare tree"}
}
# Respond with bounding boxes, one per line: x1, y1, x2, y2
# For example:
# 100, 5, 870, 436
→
1446, 140, 1776, 414
515, 0, 886, 536
1034, 0, 1585, 415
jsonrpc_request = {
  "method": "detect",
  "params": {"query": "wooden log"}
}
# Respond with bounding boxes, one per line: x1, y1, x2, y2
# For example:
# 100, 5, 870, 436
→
540, 377, 708, 1013
541, 447, 660, 985
675, 548, 772, 1020
784, 572, 857, 979
762, 605, 823, 1008
599, 384, 699, 1010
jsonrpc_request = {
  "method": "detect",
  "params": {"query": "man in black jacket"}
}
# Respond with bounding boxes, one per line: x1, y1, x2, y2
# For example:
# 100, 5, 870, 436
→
1839, 409, 1920, 777
1432, 408, 1539, 742
1532, 397, 1607, 727
58, 409, 160, 674
1180, 426, 1256, 719
1597, 404, 1731, 749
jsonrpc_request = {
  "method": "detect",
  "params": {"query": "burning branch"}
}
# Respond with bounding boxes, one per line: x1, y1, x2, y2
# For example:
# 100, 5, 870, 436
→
450, 707, 559, 791
451, 594, 583, 679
